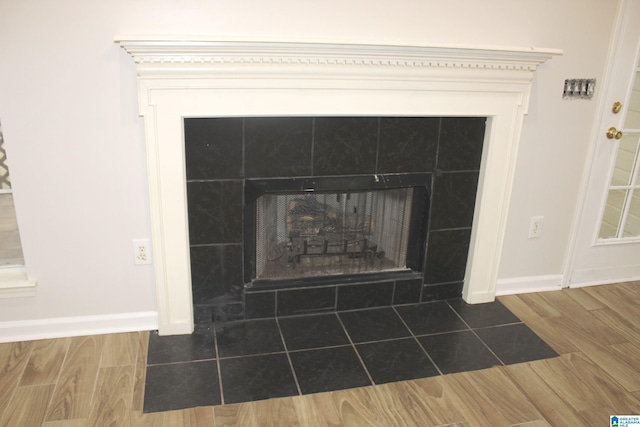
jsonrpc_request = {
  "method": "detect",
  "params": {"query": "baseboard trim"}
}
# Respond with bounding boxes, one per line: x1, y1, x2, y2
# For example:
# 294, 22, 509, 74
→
496, 274, 563, 296
0, 311, 158, 343
0, 267, 37, 299
569, 265, 640, 288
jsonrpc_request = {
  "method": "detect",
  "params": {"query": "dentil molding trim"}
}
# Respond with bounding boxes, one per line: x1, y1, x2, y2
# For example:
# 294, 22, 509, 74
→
115, 38, 560, 74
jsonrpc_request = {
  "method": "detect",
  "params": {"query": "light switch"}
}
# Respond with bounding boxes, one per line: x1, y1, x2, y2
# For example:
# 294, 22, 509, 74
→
563, 79, 596, 99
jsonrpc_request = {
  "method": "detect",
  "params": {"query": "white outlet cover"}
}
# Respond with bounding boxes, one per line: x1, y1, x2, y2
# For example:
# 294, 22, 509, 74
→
528, 216, 544, 239
133, 238, 152, 265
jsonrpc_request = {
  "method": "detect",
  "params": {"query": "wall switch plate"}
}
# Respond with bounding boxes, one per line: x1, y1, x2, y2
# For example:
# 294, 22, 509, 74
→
529, 216, 544, 239
563, 79, 596, 99
133, 238, 152, 265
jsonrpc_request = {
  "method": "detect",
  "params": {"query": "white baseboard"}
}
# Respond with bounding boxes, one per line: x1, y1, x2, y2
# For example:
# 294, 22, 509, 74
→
569, 265, 640, 288
496, 274, 563, 296
0, 311, 158, 343
0, 267, 37, 298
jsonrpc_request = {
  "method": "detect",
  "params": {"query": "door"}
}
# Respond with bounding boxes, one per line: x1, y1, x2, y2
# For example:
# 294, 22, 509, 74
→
569, 0, 640, 286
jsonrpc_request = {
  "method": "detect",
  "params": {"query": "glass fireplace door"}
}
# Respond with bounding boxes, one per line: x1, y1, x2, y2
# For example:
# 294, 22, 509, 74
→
255, 188, 414, 280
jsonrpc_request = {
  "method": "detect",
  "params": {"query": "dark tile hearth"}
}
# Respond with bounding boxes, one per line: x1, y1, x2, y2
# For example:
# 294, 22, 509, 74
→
290, 346, 371, 394
168, 110, 544, 414
147, 323, 215, 364
143, 360, 221, 412
417, 330, 502, 375
215, 318, 284, 358
395, 301, 468, 335
278, 313, 350, 350
474, 323, 560, 365
338, 307, 411, 343
356, 338, 440, 384
143, 299, 559, 412
219, 353, 298, 404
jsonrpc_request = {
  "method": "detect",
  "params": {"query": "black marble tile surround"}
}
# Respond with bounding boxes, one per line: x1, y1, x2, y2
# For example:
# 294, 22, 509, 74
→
185, 116, 486, 323
143, 299, 559, 412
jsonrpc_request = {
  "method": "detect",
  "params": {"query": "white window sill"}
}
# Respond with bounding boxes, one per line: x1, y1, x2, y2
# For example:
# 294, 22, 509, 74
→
0, 267, 37, 298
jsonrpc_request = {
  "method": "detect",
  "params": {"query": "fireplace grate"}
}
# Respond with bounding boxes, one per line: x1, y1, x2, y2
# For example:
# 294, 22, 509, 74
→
255, 188, 413, 280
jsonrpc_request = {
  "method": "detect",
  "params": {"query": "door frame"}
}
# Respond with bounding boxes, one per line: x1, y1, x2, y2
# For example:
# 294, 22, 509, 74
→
565, 0, 640, 287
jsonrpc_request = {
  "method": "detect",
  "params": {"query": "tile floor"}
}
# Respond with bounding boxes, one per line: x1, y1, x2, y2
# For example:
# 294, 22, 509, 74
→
143, 298, 558, 412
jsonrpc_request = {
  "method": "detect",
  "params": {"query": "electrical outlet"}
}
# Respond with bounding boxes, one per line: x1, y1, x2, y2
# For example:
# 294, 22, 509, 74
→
528, 216, 544, 239
133, 239, 152, 265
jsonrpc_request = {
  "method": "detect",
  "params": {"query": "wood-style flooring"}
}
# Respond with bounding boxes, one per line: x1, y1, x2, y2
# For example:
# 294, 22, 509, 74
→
1, 281, 640, 426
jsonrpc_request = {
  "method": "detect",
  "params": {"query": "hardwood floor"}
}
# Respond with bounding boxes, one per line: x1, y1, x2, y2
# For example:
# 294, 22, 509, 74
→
1, 282, 639, 426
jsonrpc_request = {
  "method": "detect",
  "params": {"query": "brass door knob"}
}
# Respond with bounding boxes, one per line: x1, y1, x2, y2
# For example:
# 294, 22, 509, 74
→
612, 102, 623, 114
606, 126, 623, 139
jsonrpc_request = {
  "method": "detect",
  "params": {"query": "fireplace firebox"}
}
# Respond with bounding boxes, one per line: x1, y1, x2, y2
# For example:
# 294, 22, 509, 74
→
244, 174, 430, 288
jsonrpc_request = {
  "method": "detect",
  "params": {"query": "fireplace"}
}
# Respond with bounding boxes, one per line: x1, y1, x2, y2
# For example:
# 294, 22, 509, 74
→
247, 176, 428, 284
185, 115, 484, 321
116, 39, 560, 335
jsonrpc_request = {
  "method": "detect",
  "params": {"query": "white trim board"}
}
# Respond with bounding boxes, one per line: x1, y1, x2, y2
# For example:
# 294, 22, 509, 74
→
0, 267, 37, 299
496, 274, 564, 296
0, 311, 158, 343
569, 264, 640, 288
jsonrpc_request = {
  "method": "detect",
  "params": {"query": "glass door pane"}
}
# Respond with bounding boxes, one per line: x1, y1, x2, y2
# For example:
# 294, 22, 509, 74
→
599, 189, 627, 239
624, 70, 640, 129
0, 122, 25, 266
622, 190, 640, 236
599, 53, 640, 240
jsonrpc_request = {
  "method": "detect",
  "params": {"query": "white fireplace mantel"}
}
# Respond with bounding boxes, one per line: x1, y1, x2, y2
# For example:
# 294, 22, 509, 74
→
116, 38, 560, 335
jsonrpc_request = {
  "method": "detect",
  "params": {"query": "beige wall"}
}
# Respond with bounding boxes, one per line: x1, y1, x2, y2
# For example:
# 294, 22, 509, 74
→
0, 0, 620, 326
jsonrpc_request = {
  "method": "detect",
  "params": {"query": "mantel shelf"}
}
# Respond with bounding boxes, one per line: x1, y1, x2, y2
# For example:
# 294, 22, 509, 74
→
116, 38, 561, 74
